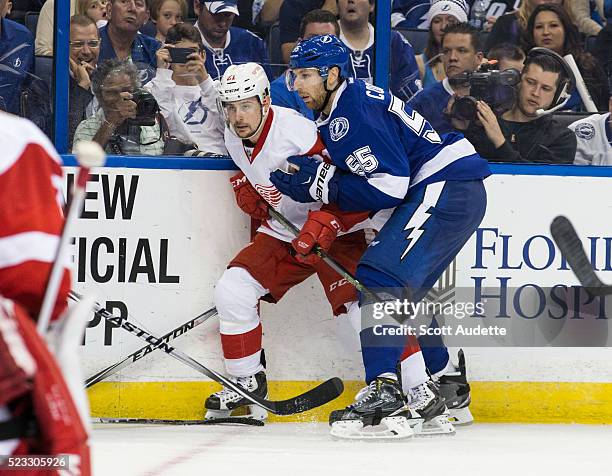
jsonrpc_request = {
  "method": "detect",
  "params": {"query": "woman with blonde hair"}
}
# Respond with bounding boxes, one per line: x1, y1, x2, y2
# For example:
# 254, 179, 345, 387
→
149, 0, 188, 42
484, 0, 563, 53
76, 0, 108, 27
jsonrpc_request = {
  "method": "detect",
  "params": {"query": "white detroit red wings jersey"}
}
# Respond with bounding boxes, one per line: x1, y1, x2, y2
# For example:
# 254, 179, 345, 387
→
225, 105, 370, 242
0, 112, 70, 321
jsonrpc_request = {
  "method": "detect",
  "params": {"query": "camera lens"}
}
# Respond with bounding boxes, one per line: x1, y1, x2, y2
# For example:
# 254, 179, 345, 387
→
452, 96, 478, 121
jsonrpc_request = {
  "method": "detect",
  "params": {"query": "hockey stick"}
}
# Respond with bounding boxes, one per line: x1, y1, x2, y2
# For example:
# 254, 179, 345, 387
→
85, 306, 218, 388
550, 215, 612, 296
94, 417, 263, 426
70, 291, 343, 415
268, 208, 379, 301
38, 141, 107, 333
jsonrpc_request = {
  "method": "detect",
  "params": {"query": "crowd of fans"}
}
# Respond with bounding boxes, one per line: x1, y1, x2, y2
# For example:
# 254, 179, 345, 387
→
1, 0, 611, 164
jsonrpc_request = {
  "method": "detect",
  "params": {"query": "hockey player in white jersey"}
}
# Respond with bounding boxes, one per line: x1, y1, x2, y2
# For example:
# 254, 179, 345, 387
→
204, 62, 377, 422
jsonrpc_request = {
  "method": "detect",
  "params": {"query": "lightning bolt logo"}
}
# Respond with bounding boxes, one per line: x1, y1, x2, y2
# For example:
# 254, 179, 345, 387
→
400, 206, 433, 260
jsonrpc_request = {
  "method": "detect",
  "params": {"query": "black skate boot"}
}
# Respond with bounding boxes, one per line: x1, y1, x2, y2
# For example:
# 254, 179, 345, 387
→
204, 371, 268, 423
329, 376, 415, 439
437, 349, 473, 425
408, 380, 455, 435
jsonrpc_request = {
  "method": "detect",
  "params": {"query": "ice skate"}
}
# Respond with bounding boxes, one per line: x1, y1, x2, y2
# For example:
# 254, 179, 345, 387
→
407, 380, 455, 436
329, 376, 415, 440
204, 371, 268, 423
437, 349, 473, 425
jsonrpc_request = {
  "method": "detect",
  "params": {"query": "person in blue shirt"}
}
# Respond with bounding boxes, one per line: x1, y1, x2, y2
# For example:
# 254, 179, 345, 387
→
193, 0, 271, 80
0, 12, 34, 115
338, 0, 421, 101
391, 0, 432, 29
270, 35, 490, 439
408, 22, 484, 135
270, 8, 340, 120
98, 0, 161, 85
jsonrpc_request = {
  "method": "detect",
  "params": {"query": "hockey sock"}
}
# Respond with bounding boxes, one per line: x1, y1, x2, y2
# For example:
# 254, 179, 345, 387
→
418, 317, 450, 374
360, 326, 405, 384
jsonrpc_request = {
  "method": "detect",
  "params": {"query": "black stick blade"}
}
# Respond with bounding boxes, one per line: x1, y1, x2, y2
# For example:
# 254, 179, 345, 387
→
271, 378, 344, 416
551, 216, 612, 296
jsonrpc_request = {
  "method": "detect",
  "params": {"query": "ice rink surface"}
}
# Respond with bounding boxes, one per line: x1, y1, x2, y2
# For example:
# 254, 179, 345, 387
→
92, 422, 610, 476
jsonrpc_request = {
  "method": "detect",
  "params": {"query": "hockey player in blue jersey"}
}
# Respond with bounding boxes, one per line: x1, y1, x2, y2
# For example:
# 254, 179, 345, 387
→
270, 35, 490, 439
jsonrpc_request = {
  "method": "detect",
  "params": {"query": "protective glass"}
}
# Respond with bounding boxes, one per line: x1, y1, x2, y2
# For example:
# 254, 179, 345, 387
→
285, 67, 326, 92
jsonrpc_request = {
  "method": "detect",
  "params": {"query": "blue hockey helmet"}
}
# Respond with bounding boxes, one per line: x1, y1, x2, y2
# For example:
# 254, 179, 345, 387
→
288, 35, 350, 80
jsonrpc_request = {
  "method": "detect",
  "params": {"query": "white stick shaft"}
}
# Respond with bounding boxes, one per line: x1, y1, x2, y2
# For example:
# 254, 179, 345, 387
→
564, 54, 598, 113
37, 169, 90, 333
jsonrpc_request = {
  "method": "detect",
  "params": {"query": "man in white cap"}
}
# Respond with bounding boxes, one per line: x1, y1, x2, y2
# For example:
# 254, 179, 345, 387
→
194, 0, 271, 80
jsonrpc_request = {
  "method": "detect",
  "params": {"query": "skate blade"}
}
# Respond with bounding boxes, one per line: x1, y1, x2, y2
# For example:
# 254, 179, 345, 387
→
330, 416, 415, 440
205, 404, 268, 423
448, 406, 474, 426
414, 415, 456, 437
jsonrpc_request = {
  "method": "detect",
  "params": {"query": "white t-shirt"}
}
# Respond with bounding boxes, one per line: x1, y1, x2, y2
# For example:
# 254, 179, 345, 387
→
569, 113, 612, 166
146, 69, 227, 155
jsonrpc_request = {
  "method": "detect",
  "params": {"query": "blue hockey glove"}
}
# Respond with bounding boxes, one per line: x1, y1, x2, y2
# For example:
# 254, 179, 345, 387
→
270, 155, 339, 204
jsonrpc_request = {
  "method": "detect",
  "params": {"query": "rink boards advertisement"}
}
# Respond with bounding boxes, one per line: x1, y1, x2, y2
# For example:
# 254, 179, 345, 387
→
63, 166, 612, 422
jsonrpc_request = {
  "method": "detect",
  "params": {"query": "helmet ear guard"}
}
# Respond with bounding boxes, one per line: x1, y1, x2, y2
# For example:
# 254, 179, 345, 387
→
525, 47, 576, 116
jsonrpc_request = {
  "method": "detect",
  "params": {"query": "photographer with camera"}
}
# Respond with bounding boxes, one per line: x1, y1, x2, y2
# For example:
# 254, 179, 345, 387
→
461, 48, 577, 163
73, 58, 165, 155
408, 23, 484, 135
144, 23, 226, 155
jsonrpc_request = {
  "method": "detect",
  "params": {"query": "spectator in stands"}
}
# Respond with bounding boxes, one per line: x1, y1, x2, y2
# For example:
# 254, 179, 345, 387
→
462, 51, 577, 163
337, 0, 420, 101
145, 23, 226, 154
98, 0, 161, 84
565, 0, 605, 37
390, 0, 430, 29
570, 96, 612, 165
279, 0, 336, 64
416, 0, 468, 88
73, 58, 164, 155
592, 24, 612, 84
234, 0, 284, 37
69, 14, 100, 149
194, 0, 271, 80
270, 8, 338, 119
149, 0, 186, 42
485, 0, 563, 54
1, 0, 11, 17
523, 3, 609, 111
35, 0, 77, 56
487, 43, 525, 71
77, 0, 109, 28
408, 22, 483, 134
0, 0, 33, 114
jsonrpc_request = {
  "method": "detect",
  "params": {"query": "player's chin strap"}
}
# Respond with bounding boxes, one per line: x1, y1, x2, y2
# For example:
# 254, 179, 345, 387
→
242, 100, 271, 142
315, 76, 344, 114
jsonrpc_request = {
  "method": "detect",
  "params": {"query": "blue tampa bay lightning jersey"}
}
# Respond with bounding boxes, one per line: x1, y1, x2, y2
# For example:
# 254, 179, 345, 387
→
391, 0, 431, 29
341, 27, 420, 102
317, 79, 491, 212
195, 25, 271, 80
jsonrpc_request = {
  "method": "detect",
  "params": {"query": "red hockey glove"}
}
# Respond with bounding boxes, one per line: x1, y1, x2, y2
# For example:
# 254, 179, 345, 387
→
292, 210, 344, 265
230, 172, 269, 221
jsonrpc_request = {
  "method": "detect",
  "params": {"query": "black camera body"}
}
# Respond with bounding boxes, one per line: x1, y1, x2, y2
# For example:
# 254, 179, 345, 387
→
129, 89, 160, 126
450, 65, 521, 122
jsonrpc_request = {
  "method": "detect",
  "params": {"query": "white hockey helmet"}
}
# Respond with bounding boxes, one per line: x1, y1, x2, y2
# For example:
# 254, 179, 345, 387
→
217, 63, 271, 140
218, 62, 270, 103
